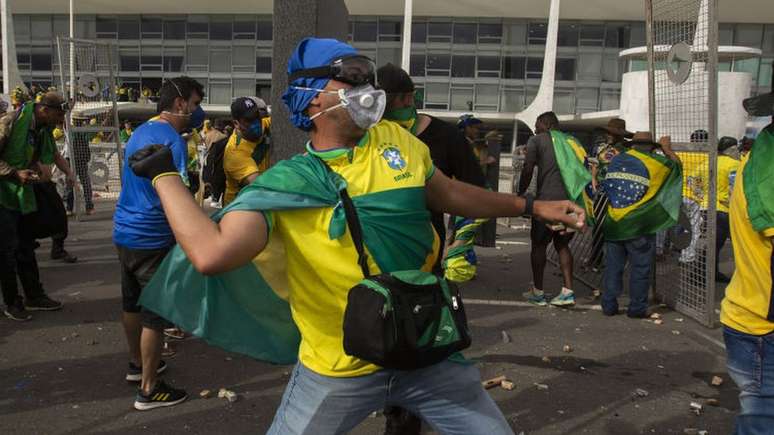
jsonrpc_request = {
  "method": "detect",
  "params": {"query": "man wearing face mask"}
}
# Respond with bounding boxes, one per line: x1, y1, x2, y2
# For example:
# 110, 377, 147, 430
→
127, 38, 584, 432
113, 76, 204, 411
222, 96, 271, 206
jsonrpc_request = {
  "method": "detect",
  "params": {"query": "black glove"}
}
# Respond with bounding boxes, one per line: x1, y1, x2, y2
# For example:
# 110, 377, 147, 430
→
128, 144, 177, 182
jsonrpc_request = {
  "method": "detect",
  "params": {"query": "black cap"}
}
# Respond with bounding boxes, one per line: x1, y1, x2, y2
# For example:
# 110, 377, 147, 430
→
718, 136, 738, 152
376, 63, 415, 95
230, 96, 266, 121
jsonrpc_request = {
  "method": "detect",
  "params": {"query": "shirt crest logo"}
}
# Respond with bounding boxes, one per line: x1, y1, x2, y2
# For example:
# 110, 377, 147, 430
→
382, 147, 407, 171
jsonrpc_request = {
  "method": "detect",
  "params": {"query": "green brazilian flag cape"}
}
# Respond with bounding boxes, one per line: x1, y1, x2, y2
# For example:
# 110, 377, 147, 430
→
602, 148, 683, 241
138, 152, 436, 365
549, 130, 594, 224
744, 125, 774, 232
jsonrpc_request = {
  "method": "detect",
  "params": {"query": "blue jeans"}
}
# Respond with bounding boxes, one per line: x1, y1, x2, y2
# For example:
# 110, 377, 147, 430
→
724, 326, 774, 435
267, 360, 513, 435
601, 235, 655, 316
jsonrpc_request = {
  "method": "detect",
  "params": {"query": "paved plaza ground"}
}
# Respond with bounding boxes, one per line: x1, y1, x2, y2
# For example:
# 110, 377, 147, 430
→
0, 203, 736, 434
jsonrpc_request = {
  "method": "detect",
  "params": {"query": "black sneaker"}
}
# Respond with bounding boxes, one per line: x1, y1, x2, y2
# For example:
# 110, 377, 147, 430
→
134, 380, 187, 411
51, 250, 78, 263
126, 360, 168, 382
4, 301, 32, 322
24, 296, 63, 311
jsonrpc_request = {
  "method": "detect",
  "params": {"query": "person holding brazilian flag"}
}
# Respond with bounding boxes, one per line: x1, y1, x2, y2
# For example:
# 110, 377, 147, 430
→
600, 132, 683, 318
720, 69, 774, 434
128, 37, 585, 433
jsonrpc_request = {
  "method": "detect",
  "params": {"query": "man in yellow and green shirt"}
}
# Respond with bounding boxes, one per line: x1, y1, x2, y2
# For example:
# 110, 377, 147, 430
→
222, 97, 272, 205
128, 37, 585, 433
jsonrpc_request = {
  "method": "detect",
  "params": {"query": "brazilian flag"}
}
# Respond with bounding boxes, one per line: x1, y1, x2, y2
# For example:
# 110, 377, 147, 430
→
138, 152, 437, 364
602, 148, 683, 241
744, 125, 774, 232
550, 130, 594, 224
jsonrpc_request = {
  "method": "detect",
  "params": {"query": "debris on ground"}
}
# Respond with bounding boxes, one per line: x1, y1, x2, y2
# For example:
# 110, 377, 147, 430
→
500, 380, 515, 391
672, 330, 681, 335
705, 398, 720, 407
501, 331, 511, 344
650, 313, 662, 320
199, 389, 212, 399
711, 376, 724, 386
217, 388, 238, 402
482, 376, 506, 389
683, 429, 699, 435
633, 388, 649, 398
653, 319, 664, 325
689, 401, 703, 415
541, 356, 551, 363
534, 383, 549, 391
562, 344, 573, 353
675, 318, 685, 322
225, 357, 233, 361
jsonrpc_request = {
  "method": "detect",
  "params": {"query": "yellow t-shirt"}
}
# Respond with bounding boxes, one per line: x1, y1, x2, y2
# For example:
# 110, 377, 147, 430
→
676, 152, 709, 208
720, 154, 774, 335
264, 120, 439, 377
716, 155, 740, 213
223, 125, 271, 205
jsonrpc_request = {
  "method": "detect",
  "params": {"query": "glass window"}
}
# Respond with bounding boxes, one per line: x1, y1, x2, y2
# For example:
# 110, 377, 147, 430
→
578, 52, 602, 80
553, 90, 574, 114
141, 18, 162, 38
477, 56, 501, 78
525, 86, 538, 107
30, 17, 52, 40
163, 50, 184, 72
502, 56, 525, 79
354, 21, 377, 42
734, 58, 760, 82
234, 19, 257, 40
210, 50, 231, 73
256, 56, 272, 73
210, 81, 232, 104
31, 51, 52, 71
580, 24, 605, 46
528, 22, 547, 45
555, 58, 576, 81
14, 15, 30, 40
257, 20, 272, 41
503, 21, 526, 46
605, 24, 627, 48
233, 46, 255, 66
377, 47, 401, 68
425, 82, 449, 106
475, 84, 499, 106
526, 57, 543, 79
602, 54, 620, 82
164, 20, 186, 40
187, 18, 209, 38
478, 23, 502, 44
601, 91, 620, 111
762, 25, 774, 54
379, 20, 401, 42
576, 88, 599, 112
76, 19, 94, 39
210, 21, 232, 41
451, 55, 475, 77
453, 23, 476, 44
120, 50, 140, 71
630, 23, 645, 47
558, 24, 579, 47
16, 51, 31, 69
758, 58, 772, 87
53, 16, 68, 38
186, 45, 208, 66
410, 54, 426, 76
96, 17, 117, 38
719, 24, 734, 46
427, 54, 450, 76
450, 87, 474, 110
411, 21, 427, 43
118, 19, 140, 40
141, 47, 162, 71
233, 79, 254, 98
428, 22, 452, 43
501, 87, 524, 112
735, 24, 763, 48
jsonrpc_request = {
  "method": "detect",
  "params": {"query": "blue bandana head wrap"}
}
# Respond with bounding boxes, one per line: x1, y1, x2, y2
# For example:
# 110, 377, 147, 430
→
282, 37, 358, 131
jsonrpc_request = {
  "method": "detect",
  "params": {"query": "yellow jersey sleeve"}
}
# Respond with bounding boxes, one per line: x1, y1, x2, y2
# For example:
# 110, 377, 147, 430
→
224, 141, 261, 185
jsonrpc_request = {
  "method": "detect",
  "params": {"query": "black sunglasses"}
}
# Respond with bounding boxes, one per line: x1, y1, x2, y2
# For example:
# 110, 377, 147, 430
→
288, 55, 376, 87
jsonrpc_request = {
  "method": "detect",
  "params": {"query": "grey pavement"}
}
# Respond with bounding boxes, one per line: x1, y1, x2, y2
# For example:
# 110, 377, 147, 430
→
0, 202, 736, 434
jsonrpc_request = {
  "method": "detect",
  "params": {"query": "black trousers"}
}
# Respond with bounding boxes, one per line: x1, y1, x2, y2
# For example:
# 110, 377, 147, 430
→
0, 206, 45, 306
716, 211, 730, 271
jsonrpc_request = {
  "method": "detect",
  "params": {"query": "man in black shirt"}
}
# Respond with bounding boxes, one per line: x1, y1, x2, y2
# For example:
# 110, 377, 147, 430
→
376, 63, 488, 435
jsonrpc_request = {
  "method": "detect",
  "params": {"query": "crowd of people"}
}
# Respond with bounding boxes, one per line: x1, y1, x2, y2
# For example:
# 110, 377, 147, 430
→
1, 36, 772, 434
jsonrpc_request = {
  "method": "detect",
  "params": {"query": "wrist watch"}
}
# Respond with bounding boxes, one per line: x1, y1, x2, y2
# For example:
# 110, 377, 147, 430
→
524, 193, 534, 217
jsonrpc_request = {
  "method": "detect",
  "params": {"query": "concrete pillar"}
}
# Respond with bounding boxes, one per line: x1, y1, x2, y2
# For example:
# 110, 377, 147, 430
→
271, 0, 349, 162
1, 0, 26, 94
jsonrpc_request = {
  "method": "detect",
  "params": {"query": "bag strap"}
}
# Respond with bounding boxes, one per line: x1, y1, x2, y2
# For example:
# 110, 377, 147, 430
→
315, 156, 372, 278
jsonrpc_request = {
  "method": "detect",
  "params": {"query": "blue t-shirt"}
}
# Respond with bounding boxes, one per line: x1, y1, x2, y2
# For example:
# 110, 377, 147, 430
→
113, 120, 188, 249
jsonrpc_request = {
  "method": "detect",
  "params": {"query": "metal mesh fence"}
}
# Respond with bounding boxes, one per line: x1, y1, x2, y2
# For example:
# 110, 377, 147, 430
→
56, 38, 121, 215
648, 0, 718, 326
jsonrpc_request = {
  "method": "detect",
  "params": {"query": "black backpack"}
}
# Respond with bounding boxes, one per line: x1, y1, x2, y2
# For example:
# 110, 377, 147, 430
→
203, 136, 229, 201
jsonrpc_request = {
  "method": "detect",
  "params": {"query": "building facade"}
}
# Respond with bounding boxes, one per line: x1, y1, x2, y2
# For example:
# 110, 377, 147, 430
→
9, 13, 773, 115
